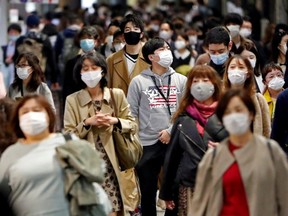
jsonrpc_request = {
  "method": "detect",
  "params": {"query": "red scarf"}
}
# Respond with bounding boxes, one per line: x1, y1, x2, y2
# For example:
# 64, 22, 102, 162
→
185, 100, 217, 136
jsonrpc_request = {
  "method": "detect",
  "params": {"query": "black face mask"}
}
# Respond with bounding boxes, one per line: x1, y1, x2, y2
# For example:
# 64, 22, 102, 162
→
124, 31, 141, 45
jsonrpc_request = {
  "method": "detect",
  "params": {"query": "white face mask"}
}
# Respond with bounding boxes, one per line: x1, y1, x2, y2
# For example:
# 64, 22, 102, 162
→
81, 70, 103, 88
268, 76, 285, 90
279, 44, 288, 55
16, 67, 31, 80
248, 59, 256, 68
20, 111, 48, 136
174, 40, 186, 50
114, 43, 125, 52
188, 35, 197, 45
227, 25, 240, 38
159, 30, 172, 40
190, 82, 215, 102
239, 28, 252, 38
223, 112, 251, 135
106, 35, 113, 47
157, 50, 173, 68
228, 69, 247, 85
210, 52, 229, 65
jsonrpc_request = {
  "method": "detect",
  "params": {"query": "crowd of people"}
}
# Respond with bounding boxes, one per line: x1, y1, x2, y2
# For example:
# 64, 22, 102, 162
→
1, 1, 288, 216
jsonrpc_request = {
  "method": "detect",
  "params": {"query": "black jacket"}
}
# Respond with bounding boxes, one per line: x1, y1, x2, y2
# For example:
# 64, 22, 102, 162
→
159, 113, 228, 200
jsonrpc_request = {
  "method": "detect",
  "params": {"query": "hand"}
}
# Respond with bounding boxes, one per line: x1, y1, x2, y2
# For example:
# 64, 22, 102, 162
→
85, 113, 112, 128
208, 141, 219, 149
159, 130, 170, 144
165, 200, 175, 210
5, 56, 13, 64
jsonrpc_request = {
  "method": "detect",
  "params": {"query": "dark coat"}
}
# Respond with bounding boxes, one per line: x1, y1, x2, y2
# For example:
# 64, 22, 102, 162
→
159, 113, 228, 200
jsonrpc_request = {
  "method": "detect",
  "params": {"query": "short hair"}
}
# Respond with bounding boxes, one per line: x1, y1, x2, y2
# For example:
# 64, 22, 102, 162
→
11, 94, 56, 138
78, 26, 99, 40
215, 88, 256, 123
26, 14, 40, 28
73, 51, 108, 89
242, 16, 252, 23
7, 23, 21, 33
113, 29, 122, 40
120, 14, 144, 33
12, 52, 44, 92
173, 65, 222, 122
271, 25, 288, 62
262, 62, 283, 81
142, 37, 168, 64
205, 26, 230, 46
224, 13, 243, 26
223, 55, 256, 95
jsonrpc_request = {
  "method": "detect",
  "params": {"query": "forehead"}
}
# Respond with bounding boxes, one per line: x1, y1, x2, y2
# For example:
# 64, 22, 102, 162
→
18, 57, 28, 63
82, 58, 95, 66
241, 50, 255, 57
208, 43, 227, 50
266, 68, 283, 75
125, 21, 138, 28
226, 96, 246, 109
229, 58, 246, 65
160, 23, 171, 30
20, 99, 41, 110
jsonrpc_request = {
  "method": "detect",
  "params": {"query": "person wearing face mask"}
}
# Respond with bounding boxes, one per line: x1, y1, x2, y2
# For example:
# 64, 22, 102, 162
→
171, 32, 195, 75
224, 13, 255, 56
7, 52, 55, 114
271, 26, 288, 84
159, 65, 228, 216
0, 94, 106, 216
223, 55, 271, 137
127, 38, 187, 216
1, 23, 22, 88
240, 46, 265, 93
62, 26, 99, 106
64, 51, 140, 216
107, 14, 150, 96
189, 88, 288, 216
201, 26, 232, 78
261, 63, 284, 122
112, 29, 125, 53
158, 20, 175, 51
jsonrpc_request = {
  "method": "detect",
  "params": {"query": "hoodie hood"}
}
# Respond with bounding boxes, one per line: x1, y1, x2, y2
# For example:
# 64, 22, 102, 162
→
141, 66, 175, 78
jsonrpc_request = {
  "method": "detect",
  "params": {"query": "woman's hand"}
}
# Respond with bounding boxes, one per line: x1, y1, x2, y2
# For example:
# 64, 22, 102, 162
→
165, 200, 175, 210
159, 130, 171, 144
85, 113, 118, 127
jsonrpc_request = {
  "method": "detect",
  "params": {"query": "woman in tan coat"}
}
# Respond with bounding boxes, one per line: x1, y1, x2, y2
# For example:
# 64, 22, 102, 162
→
64, 51, 140, 216
189, 89, 288, 216
223, 55, 271, 137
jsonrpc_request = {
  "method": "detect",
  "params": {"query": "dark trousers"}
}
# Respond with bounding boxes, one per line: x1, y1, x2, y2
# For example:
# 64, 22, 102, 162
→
136, 141, 167, 216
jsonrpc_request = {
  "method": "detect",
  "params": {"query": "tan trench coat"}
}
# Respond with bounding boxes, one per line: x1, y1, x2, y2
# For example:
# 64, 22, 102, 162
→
64, 87, 140, 215
106, 46, 150, 95
189, 134, 288, 216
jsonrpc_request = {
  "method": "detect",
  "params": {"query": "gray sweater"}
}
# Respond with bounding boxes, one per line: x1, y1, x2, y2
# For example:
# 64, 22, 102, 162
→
127, 67, 187, 146
0, 133, 70, 216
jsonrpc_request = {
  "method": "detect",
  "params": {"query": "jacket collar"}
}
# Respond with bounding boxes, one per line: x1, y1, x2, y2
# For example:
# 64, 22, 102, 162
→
76, 87, 111, 107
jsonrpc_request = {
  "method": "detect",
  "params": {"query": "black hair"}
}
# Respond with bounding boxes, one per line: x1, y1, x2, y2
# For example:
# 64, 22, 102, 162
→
113, 29, 122, 40
73, 51, 108, 89
142, 37, 168, 64
224, 13, 243, 26
205, 26, 230, 46
78, 26, 99, 40
7, 23, 21, 33
120, 14, 144, 33
271, 24, 288, 62
242, 15, 252, 23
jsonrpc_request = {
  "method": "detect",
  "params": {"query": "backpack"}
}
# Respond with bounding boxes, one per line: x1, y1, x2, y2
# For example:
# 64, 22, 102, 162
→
58, 33, 79, 72
17, 34, 47, 73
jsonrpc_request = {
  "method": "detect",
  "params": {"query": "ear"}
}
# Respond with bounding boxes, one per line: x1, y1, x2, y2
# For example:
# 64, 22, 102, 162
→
140, 32, 144, 39
228, 41, 233, 51
148, 54, 154, 62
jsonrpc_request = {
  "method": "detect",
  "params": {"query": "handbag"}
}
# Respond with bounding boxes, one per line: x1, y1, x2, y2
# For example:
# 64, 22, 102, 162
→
109, 88, 143, 171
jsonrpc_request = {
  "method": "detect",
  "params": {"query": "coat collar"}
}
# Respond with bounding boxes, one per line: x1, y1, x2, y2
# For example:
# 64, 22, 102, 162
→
76, 87, 112, 107
211, 135, 257, 188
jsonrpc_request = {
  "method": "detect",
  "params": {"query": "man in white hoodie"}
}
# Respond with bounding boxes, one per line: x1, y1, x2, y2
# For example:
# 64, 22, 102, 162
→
127, 37, 187, 216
